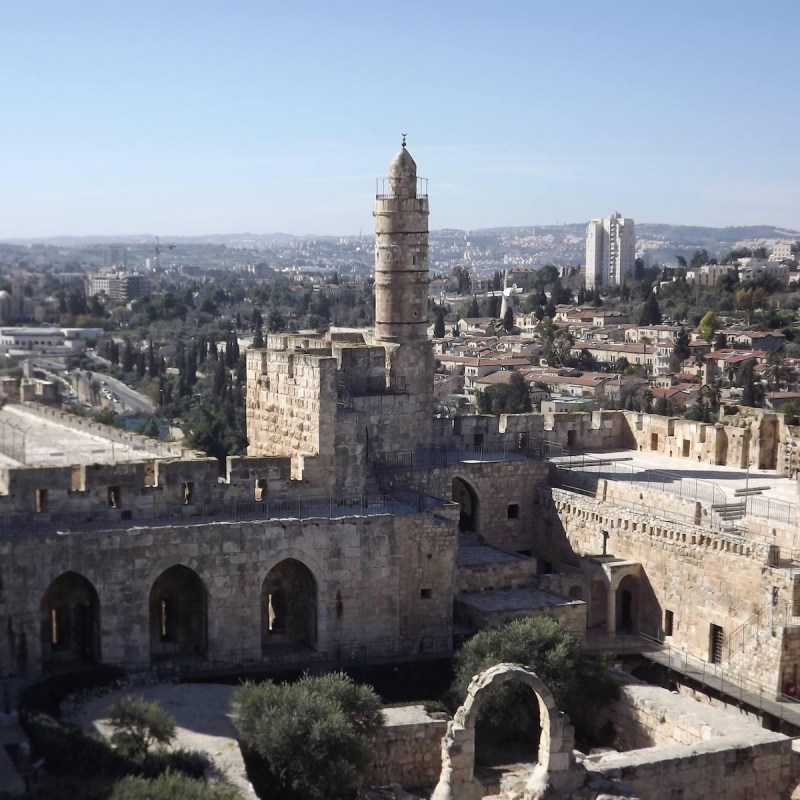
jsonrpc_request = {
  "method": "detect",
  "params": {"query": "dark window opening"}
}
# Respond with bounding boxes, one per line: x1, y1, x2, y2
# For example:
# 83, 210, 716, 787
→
473, 433, 484, 448
35, 488, 48, 513
267, 590, 284, 634
507, 503, 519, 520
710, 624, 724, 664
49, 607, 65, 648
160, 599, 172, 641
420, 588, 432, 599
107, 486, 120, 508
664, 609, 674, 636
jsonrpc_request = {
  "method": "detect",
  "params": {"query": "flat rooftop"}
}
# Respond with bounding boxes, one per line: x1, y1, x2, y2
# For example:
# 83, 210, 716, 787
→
0, 405, 160, 467
551, 448, 799, 509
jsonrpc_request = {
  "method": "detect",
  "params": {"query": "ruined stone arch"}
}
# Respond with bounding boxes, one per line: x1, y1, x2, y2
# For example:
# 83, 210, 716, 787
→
40, 571, 101, 670
433, 663, 575, 800
259, 550, 324, 653
148, 564, 208, 662
452, 476, 480, 533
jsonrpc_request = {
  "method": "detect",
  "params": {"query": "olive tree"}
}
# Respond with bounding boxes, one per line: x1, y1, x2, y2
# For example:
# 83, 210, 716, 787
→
232, 672, 383, 800
449, 617, 618, 742
107, 696, 176, 765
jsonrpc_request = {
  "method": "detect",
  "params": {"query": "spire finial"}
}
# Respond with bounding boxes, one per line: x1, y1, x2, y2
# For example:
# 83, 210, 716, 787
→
401, 132, 407, 148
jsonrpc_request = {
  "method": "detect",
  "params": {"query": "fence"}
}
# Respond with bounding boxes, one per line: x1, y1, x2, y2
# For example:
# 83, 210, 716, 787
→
117, 634, 453, 680
0, 488, 443, 539
546, 475, 730, 533
551, 450, 796, 527
370, 443, 532, 471
639, 632, 800, 728
725, 599, 793, 661
551, 452, 728, 507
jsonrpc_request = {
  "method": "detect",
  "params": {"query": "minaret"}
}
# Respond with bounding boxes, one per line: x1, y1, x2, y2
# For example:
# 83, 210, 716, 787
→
373, 137, 435, 445
374, 135, 430, 343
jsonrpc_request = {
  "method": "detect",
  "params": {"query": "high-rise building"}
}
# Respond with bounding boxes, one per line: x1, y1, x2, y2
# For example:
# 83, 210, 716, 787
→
584, 212, 635, 289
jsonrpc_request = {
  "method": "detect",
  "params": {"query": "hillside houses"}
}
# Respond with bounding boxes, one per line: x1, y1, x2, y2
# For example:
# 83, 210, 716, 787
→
428, 304, 796, 414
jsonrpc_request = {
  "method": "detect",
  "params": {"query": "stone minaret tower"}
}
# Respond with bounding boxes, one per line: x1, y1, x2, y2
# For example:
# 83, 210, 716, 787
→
373, 138, 435, 445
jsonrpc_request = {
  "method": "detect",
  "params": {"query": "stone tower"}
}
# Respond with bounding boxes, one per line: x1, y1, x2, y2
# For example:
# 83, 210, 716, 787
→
373, 139, 435, 444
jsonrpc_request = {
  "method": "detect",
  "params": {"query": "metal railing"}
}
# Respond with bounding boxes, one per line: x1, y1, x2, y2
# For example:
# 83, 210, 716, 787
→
375, 176, 428, 199
551, 452, 728, 507
550, 449, 797, 527
0, 488, 443, 539
638, 632, 800, 727
745, 494, 796, 525
546, 478, 729, 532
116, 634, 453, 680
725, 600, 793, 661
370, 444, 532, 471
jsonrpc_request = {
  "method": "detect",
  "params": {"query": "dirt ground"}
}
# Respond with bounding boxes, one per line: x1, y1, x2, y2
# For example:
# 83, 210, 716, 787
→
77, 682, 258, 799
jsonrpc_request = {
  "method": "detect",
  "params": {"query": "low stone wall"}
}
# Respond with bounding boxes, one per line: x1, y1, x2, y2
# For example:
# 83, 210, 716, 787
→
362, 706, 446, 790
17, 402, 182, 457
592, 672, 755, 750
585, 672, 795, 799
456, 555, 538, 593
588, 732, 793, 800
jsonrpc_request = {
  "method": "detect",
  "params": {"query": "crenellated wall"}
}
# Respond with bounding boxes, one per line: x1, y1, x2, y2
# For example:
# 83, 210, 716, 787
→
0, 454, 308, 534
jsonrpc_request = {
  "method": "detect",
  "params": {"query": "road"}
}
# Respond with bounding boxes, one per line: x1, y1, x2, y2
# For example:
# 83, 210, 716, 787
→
32, 359, 156, 415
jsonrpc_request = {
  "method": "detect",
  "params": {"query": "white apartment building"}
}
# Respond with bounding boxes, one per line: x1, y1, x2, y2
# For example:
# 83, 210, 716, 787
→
685, 264, 736, 286
584, 212, 635, 289
737, 258, 789, 284
771, 242, 794, 261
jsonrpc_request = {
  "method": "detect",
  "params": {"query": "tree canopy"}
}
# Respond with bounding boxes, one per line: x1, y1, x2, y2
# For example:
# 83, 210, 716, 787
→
476, 372, 532, 415
638, 292, 662, 325
449, 617, 618, 741
232, 672, 383, 800
698, 310, 720, 343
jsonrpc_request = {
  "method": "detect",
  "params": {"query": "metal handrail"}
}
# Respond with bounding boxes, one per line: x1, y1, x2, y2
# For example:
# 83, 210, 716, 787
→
0, 489, 444, 539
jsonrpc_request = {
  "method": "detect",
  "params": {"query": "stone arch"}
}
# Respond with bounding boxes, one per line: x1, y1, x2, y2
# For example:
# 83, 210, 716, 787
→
259, 547, 329, 653
149, 564, 207, 662
40, 571, 101, 671
432, 663, 575, 800
261, 558, 318, 652
452, 476, 480, 533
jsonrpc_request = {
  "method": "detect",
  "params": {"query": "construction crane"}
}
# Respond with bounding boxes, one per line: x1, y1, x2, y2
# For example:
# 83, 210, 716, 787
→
151, 236, 177, 274
87, 237, 177, 273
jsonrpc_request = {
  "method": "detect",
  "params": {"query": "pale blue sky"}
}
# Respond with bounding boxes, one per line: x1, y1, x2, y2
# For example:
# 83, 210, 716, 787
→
2, 0, 798, 238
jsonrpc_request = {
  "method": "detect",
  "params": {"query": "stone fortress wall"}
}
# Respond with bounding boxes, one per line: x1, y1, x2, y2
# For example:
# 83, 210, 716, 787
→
0, 501, 458, 677
5, 143, 800, 796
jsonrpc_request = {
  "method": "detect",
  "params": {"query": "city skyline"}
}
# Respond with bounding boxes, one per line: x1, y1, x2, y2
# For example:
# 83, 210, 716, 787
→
2, 0, 799, 238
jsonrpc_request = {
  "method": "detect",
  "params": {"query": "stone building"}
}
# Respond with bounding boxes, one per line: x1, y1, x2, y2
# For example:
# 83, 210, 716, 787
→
4, 146, 800, 797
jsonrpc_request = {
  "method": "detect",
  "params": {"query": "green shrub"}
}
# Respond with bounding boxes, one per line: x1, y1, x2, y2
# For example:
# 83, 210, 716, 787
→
449, 617, 618, 741
232, 672, 383, 800
108, 696, 176, 764
24, 712, 131, 778
109, 771, 241, 800
144, 747, 211, 780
